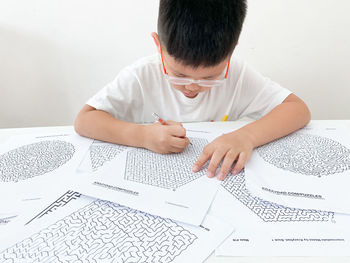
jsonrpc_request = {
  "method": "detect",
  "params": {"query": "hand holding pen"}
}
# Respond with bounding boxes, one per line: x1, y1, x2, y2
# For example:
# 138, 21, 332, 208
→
142, 112, 190, 154
152, 113, 192, 145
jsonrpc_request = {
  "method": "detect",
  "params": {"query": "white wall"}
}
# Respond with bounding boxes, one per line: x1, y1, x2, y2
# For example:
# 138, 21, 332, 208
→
0, 0, 349, 128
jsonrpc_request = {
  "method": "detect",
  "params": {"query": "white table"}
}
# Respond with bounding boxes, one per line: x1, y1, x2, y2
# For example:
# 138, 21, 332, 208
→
1, 120, 350, 263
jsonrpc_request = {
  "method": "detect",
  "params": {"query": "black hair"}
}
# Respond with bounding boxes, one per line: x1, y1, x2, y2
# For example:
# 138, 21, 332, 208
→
157, 0, 247, 67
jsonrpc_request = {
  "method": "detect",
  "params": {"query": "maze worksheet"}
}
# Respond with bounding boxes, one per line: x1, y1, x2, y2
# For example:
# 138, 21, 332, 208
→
90, 141, 127, 171
0, 132, 92, 213
245, 127, 350, 214
0, 191, 83, 247
0, 193, 233, 263
0, 140, 75, 182
78, 140, 128, 173
26, 190, 82, 225
256, 133, 350, 177
210, 170, 350, 256
73, 132, 221, 226
125, 137, 208, 190
222, 171, 334, 223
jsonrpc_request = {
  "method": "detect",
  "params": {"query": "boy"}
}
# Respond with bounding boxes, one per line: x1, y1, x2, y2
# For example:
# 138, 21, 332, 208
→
75, 0, 310, 181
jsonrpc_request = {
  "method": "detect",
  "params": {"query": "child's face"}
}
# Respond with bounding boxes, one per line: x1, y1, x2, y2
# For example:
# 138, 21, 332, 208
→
162, 50, 229, 99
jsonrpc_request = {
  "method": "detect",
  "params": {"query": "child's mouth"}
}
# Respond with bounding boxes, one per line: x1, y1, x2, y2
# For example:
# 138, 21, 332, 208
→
183, 91, 198, 98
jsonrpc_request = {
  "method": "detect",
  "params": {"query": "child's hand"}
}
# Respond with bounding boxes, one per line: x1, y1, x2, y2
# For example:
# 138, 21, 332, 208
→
192, 130, 255, 181
143, 120, 190, 154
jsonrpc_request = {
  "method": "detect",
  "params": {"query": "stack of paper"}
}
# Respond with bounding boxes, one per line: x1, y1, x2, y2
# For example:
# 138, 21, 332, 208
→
1, 122, 350, 262
0, 128, 233, 262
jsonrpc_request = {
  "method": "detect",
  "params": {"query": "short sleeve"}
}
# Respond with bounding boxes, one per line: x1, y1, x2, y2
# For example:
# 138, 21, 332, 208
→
86, 68, 144, 122
235, 63, 292, 120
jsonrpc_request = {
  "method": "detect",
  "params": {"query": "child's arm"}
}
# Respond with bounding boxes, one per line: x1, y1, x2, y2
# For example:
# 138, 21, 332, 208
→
74, 105, 190, 154
192, 93, 311, 180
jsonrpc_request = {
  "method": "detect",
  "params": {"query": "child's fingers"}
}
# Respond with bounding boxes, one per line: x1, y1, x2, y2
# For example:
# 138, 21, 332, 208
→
166, 120, 183, 126
217, 150, 238, 181
167, 125, 186, 138
169, 136, 189, 150
231, 152, 247, 175
192, 148, 211, 173
206, 150, 225, 178
170, 146, 186, 153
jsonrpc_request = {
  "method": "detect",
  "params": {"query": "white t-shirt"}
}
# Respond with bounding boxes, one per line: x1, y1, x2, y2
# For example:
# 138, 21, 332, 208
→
87, 54, 291, 123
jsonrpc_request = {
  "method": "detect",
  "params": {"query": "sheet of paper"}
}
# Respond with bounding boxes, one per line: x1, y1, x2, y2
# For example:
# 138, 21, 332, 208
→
78, 139, 129, 173
72, 131, 221, 226
244, 126, 350, 214
0, 200, 49, 245
0, 215, 16, 225
0, 190, 84, 250
0, 132, 92, 212
0, 214, 17, 235
211, 170, 350, 256
79, 121, 242, 174
183, 121, 248, 135
0, 191, 234, 263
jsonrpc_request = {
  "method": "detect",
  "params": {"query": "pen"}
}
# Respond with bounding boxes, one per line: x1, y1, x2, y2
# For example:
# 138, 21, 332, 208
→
152, 112, 168, 125
152, 112, 192, 145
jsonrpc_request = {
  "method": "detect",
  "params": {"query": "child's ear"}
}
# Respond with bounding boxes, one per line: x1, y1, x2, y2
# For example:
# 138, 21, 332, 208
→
151, 32, 161, 53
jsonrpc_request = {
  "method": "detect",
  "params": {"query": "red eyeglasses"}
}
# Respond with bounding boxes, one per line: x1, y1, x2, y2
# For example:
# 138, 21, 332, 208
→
160, 45, 230, 88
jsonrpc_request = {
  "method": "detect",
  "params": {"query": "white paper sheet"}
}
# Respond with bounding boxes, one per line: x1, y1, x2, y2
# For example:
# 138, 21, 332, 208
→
0, 190, 84, 250
211, 171, 350, 256
0, 214, 17, 235
78, 122, 243, 174
0, 191, 234, 263
78, 139, 129, 173
0, 132, 92, 212
72, 131, 221, 226
0, 201, 46, 246
245, 126, 350, 214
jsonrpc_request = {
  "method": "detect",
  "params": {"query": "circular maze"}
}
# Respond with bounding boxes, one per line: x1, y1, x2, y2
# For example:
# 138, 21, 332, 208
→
257, 133, 350, 177
0, 140, 75, 182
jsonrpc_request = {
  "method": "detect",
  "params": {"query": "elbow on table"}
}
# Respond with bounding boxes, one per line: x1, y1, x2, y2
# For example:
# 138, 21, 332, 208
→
74, 104, 95, 137
74, 114, 85, 137
284, 93, 311, 127
301, 100, 311, 126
